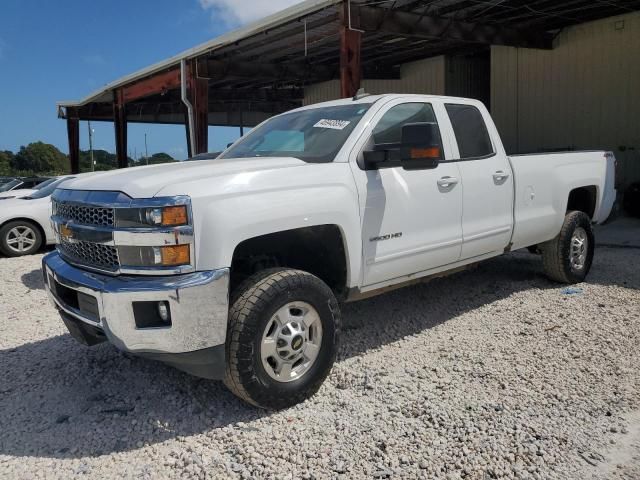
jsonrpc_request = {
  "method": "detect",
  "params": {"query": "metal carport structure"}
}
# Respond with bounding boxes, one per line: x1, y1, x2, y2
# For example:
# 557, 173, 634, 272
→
57, 0, 640, 173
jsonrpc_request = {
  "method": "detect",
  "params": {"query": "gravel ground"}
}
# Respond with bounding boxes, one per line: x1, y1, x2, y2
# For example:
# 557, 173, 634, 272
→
0, 236, 639, 479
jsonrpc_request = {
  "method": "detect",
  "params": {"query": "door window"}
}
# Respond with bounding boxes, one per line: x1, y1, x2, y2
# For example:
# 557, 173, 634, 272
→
373, 103, 440, 145
445, 104, 494, 159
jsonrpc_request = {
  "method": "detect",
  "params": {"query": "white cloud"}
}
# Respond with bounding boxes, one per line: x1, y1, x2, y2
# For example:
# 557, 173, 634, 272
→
198, 0, 305, 25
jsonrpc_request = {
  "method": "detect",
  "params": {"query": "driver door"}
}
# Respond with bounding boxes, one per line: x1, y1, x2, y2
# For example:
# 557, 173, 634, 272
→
349, 99, 463, 287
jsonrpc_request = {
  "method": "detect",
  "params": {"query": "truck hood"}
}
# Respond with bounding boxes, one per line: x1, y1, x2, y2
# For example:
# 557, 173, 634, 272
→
61, 157, 310, 198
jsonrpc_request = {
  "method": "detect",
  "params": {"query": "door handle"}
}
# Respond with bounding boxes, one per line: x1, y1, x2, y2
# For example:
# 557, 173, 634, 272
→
493, 171, 510, 182
437, 176, 459, 189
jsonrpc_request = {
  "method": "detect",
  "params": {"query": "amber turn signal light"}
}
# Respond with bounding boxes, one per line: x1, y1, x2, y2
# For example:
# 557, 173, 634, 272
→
161, 206, 189, 226
159, 245, 190, 266
410, 147, 441, 159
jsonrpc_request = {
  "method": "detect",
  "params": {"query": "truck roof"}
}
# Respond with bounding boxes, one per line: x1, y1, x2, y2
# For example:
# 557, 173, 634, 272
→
290, 93, 484, 113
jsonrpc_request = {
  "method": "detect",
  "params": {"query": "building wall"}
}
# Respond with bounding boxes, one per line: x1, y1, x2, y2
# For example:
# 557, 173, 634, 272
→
445, 52, 491, 107
491, 12, 640, 189
303, 55, 446, 105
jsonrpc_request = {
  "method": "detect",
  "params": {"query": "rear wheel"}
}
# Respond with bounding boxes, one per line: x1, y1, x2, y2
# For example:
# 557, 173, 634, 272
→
224, 268, 340, 409
541, 211, 594, 284
0, 220, 43, 257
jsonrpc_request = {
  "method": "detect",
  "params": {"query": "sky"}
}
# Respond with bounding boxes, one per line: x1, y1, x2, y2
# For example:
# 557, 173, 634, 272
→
0, 0, 303, 160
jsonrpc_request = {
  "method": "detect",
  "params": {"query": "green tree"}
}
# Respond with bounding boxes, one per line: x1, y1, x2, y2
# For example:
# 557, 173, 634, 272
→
12, 142, 69, 174
133, 152, 176, 166
148, 152, 175, 165
0, 151, 13, 175
79, 149, 119, 172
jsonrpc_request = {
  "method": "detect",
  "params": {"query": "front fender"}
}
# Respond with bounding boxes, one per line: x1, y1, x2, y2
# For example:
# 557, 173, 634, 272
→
187, 178, 362, 289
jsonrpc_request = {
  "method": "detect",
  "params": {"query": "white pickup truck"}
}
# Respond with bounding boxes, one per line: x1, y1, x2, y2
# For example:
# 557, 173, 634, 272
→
43, 94, 616, 409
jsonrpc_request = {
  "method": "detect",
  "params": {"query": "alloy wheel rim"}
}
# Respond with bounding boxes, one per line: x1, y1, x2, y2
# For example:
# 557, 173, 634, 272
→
570, 227, 588, 271
260, 301, 323, 383
6, 226, 36, 253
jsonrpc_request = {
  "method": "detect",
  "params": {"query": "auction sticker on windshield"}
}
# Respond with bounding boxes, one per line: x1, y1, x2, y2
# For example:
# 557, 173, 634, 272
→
313, 119, 351, 130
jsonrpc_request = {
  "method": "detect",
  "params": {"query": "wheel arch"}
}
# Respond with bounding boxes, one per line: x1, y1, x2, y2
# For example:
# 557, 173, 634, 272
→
566, 185, 598, 219
229, 224, 350, 298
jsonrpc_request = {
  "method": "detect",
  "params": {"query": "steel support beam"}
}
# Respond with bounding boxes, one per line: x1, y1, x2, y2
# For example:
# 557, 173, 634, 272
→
66, 108, 80, 174
113, 89, 128, 169
350, 5, 554, 49
191, 61, 209, 155
122, 68, 181, 103
340, 3, 362, 98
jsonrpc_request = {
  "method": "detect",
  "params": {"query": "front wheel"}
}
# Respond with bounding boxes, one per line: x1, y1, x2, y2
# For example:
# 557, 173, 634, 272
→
541, 211, 595, 284
224, 268, 340, 409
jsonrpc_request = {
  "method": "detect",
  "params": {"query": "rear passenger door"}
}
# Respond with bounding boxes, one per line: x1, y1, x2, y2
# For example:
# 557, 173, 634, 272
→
444, 103, 514, 259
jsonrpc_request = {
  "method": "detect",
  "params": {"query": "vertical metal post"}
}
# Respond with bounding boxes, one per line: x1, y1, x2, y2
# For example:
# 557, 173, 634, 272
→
66, 109, 80, 174
191, 60, 209, 155
88, 121, 95, 172
340, 1, 362, 98
144, 133, 149, 165
113, 89, 128, 169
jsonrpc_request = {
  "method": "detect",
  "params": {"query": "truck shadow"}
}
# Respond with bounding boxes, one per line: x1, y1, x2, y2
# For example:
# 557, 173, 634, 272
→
21, 269, 45, 290
2, 250, 636, 460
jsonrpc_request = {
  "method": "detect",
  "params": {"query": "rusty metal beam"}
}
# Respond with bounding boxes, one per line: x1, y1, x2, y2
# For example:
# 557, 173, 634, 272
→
66, 108, 80, 174
350, 5, 554, 49
340, 3, 362, 98
122, 68, 181, 103
113, 89, 128, 169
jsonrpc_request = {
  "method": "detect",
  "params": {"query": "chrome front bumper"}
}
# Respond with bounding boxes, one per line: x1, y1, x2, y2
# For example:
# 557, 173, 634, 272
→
43, 251, 229, 357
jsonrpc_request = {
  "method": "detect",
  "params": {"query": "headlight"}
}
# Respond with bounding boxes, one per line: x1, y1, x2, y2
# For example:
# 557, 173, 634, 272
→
116, 205, 189, 228
145, 206, 188, 226
157, 245, 190, 266
118, 245, 191, 268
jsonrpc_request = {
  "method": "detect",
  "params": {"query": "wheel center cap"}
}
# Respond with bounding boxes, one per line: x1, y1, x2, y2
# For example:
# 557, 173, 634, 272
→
291, 335, 304, 351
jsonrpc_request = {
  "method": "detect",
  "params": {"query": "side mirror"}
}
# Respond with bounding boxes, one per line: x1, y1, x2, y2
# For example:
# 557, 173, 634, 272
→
361, 122, 443, 171
400, 122, 442, 170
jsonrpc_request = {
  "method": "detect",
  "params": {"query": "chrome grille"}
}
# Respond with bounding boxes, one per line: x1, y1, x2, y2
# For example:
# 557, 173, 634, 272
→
57, 240, 119, 272
53, 201, 115, 227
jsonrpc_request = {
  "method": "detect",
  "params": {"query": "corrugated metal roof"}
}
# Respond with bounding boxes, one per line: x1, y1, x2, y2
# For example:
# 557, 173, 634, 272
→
58, 0, 640, 121
57, 0, 340, 108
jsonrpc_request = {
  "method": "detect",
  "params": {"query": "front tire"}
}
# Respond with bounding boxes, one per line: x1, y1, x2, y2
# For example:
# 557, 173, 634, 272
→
0, 220, 43, 257
224, 268, 340, 409
541, 211, 594, 284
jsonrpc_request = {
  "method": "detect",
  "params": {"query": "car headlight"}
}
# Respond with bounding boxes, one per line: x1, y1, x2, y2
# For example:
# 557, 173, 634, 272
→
118, 245, 191, 268
116, 205, 189, 228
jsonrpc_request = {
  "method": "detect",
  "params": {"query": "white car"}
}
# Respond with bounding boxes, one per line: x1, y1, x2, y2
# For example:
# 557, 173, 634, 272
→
44, 94, 616, 409
0, 177, 53, 199
0, 188, 37, 200
0, 175, 96, 256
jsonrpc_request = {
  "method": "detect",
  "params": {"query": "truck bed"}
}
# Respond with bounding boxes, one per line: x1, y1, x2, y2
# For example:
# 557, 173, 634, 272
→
508, 150, 616, 251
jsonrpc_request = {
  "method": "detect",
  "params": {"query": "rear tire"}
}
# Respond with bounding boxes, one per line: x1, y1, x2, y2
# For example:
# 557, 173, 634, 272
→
224, 268, 340, 409
541, 211, 594, 284
0, 220, 43, 257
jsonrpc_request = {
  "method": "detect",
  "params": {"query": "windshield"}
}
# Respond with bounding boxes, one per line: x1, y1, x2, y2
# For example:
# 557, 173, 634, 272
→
220, 104, 372, 163
33, 177, 58, 190
0, 179, 20, 192
27, 176, 76, 199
